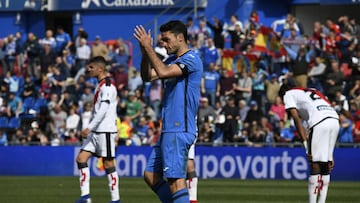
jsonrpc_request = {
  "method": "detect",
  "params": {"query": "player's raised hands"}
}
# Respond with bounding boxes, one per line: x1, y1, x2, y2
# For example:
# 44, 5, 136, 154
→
133, 25, 152, 48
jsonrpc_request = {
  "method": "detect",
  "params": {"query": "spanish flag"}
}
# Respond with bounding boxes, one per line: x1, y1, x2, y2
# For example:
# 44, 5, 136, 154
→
253, 26, 273, 53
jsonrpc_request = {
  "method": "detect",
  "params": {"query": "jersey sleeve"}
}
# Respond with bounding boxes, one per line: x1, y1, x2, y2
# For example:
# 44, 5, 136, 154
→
176, 52, 202, 76
283, 92, 297, 110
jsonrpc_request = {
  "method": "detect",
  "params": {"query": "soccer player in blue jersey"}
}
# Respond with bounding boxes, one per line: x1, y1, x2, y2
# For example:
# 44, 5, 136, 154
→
134, 20, 203, 203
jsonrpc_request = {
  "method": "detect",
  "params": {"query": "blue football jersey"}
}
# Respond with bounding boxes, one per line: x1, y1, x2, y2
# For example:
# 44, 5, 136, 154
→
162, 50, 203, 134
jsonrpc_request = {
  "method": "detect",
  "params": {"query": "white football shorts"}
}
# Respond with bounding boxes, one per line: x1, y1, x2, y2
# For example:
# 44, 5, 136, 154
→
81, 132, 118, 158
309, 118, 339, 162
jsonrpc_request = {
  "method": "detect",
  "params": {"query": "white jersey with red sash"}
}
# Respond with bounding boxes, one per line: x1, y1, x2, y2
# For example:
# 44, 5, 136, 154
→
283, 87, 339, 128
87, 77, 118, 133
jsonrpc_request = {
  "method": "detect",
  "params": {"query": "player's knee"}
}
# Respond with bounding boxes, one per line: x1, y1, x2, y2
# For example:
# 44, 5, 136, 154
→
102, 157, 115, 168
310, 162, 321, 175
77, 162, 88, 169
186, 171, 197, 180
144, 171, 158, 187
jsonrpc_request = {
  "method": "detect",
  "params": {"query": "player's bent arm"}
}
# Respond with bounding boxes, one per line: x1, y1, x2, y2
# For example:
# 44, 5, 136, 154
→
87, 100, 110, 131
142, 44, 183, 79
288, 108, 308, 142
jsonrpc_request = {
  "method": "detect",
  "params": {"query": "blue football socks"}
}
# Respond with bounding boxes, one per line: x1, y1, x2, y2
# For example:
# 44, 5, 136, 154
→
151, 179, 172, 203
172, 188, 189, 203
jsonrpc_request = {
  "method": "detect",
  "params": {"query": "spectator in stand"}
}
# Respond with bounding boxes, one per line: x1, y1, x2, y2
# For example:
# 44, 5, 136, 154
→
233, 70, 252, 104
65, 129, 79, 144
75, 38, 91, 74
308, 56, 326, 92
226, 23, 243, 50
275, 119, 294, 143
121, 91, 142, 125
22, 75, 36, 99
136, 116, 150, 144
109, 64, 128, 93
128, 69, 142, 92
272, 14, 301, 36
80, 86, 94, 105
112, 44, 130, 71
206, 16, 225, 49
198, 19, 212, 46
186, 17, 200, 45
39, 43, 57, 74
268, 96, 287, 126
4, 34, 16, 73
49, 104, 67, 137
0, 40, 6, 75
244, 100, 264, 126
312, 21, 328, 51
62, 48, 75, 76
284, 45, 314, 88
15, 31, 26, 70
54, 55, 71, 79
149, 79, 162, 118
6, 92, 23, 117
198, 97, 217, 131
225, 14, 244, 35
115, 37, 130, 55
251, 63, 267, 110
281, 27, 307, 54
221, 96, 239, 143
74, 27, 88, 48
40, 29, 57, 49
238, 99, 250, 122
349, 17, 360, 36
325, 18, 341, 35
218, 71, 236, 105
201, 63, 220, 107
201, 38, 219, 71
3, 70, 20, 95
55, 26, 72, 55
324, 59, 345, 101
49, 66, 66, 98
265, 73, 281, 106
23, 32, 41, 79
0, 129, 8, 146
91, 35, 109, 59
80, 102, 93, 131
338, 110, 354, 143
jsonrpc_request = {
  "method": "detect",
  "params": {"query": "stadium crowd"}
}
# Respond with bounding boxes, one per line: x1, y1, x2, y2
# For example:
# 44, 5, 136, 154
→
1, 11, 360, 147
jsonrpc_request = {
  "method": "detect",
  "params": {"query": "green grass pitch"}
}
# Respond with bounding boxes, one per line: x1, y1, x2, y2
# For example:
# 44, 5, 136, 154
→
0, 176, 359, 203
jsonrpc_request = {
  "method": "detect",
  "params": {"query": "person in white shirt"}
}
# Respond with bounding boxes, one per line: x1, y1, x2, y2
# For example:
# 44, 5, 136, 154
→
76, 38, 91, 71
279, 83, 339, 203
75, 56, 120, 203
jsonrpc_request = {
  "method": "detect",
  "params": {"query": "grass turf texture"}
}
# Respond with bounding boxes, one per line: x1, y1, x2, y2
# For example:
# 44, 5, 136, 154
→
0, 177, 359, 203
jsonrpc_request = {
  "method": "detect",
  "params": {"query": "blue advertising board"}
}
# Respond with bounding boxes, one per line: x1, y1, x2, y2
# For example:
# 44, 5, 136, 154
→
0, 146, 359, 180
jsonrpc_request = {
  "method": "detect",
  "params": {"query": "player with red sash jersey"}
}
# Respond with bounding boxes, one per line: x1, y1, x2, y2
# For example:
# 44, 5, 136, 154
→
279, 83, 339, 203
75, 56, 120, 203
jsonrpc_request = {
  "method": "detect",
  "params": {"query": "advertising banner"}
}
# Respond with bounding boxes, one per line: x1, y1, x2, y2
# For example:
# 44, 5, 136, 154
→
0, 146, 359, 180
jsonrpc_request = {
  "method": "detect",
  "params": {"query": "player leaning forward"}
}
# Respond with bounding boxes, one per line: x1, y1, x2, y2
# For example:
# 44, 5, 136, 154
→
75, 56, 120, 203
134, 20, 202, 203
279, 84, 339, 203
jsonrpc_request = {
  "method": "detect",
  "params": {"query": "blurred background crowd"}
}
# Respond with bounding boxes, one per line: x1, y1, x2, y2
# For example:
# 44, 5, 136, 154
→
0, 11, 360, 147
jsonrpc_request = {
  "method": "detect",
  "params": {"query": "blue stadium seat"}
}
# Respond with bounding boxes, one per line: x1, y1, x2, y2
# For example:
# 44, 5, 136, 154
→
33, 97, 48, 112
22, 97, 36, 113
8, 117, 21, 129
0, 116, 9, 129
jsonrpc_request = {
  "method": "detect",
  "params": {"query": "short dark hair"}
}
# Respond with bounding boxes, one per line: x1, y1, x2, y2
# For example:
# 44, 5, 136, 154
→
160, 20, 188, 41
88, 56, 107, 66
278, 83, 295, 100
